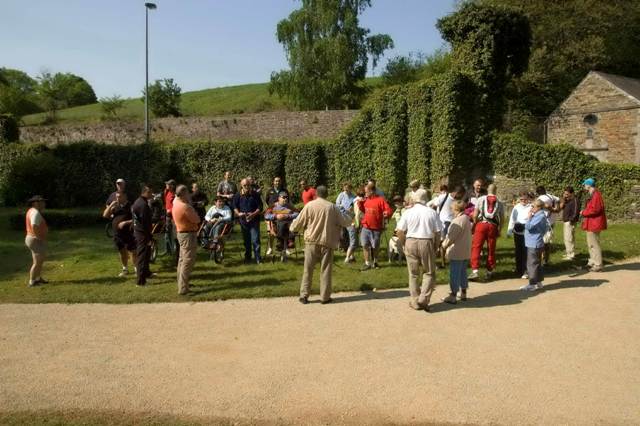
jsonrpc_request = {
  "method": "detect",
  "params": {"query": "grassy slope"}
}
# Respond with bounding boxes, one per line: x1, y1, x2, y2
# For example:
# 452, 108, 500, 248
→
1, 208, 638, 304
21, 78, 382, 126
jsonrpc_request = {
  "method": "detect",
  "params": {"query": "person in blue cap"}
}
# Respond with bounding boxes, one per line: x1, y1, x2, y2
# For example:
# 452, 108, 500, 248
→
580, 178, 607, 272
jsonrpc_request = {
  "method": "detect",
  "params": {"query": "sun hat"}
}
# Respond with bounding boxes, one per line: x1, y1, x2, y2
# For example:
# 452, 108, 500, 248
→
582, 178, 596, 187
411, 189, 429, 205
27, 195, 47, 204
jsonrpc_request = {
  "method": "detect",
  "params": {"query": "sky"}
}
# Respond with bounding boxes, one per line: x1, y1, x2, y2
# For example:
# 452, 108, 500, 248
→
1, 0, 456, 98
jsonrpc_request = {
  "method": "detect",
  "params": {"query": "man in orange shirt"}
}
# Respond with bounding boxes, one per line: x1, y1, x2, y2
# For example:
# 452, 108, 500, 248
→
25, 195, 49, 287
299, 179, 317, 205
358, 183, 393, 270
173, 185, 201, 295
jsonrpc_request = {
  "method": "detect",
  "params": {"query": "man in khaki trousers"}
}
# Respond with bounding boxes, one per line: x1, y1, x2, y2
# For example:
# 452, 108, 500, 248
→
291, 185, 352, 304
172, 185, 201, 295
396, 189, 442, 311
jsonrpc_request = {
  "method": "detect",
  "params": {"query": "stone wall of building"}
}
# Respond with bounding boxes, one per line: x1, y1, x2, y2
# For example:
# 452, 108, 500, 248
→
19, 110, 359, 145
547, 73, 640, 164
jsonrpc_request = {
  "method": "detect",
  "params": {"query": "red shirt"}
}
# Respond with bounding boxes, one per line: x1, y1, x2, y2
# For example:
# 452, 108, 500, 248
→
358, 195, 393, 231
302, 187, 317, 205
164, 190, 175, 215
581, 190, 607, 232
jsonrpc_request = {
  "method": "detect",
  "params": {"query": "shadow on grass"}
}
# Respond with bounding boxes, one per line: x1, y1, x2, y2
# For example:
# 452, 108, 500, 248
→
188, 277, 285, 295
430, 278, 609, 314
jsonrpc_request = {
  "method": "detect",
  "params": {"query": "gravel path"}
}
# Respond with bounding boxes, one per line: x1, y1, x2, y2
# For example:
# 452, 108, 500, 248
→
1, 261, 639, 425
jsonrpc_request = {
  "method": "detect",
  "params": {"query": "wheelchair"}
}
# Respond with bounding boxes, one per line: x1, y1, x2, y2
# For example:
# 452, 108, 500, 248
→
266, 219, 298, 263
198, 220, 234, 264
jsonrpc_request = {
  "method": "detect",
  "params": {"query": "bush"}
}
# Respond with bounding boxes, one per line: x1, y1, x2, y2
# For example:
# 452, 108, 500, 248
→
492, 133, 640, 220
0, 113, 19, 143
143, 78, 182, 118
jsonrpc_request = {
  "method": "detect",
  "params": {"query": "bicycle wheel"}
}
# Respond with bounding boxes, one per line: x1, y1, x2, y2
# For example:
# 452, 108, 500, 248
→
105, 222, 113, 239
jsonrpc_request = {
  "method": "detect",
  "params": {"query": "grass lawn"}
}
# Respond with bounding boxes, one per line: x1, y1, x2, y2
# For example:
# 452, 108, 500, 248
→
1, 208, 638, 304
21, 78, 383, 126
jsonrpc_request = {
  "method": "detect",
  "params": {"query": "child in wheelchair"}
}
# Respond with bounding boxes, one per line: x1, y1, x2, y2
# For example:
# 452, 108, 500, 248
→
200, 196, 233, 248
264, 191, 299, 261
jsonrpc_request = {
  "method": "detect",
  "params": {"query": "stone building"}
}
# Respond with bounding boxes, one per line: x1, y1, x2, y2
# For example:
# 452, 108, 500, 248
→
545, 71, 640, 164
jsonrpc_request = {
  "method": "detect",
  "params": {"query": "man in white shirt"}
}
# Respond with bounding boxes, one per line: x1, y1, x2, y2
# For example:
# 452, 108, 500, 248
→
507, 191, 532, 278
396, 189, 442, 311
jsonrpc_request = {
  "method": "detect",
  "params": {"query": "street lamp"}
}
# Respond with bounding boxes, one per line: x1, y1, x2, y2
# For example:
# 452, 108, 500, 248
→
144, 2, 157, 143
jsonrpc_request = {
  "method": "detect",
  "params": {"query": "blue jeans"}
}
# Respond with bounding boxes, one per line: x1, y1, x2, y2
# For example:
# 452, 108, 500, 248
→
241, 224, 261, 262
449, 259, 468, 293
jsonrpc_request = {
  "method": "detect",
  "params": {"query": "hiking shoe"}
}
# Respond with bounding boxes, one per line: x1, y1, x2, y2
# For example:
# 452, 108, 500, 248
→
360, 264, 372, 272
521, 274, 529, 279
536, 282, 544, 290
589, 266, 603, 272
520, 283, 538, 292
373, 262, 380, 269
485, 271, 493, 281
28, 281, 40, 287
321, 298, 333, 305
35, 277, 48, 284
266, 247, 273, 256
442, 294, 457, 304
468, 270, 479, 280
459, 291, 467, 301
118, 269, 128, 277
299, 296, 309, 305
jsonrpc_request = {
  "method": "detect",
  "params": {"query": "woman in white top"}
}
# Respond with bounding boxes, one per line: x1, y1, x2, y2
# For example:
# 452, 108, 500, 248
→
507, 191, 532, 279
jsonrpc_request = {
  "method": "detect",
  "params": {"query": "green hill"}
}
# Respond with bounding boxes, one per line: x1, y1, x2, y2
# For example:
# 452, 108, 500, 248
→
22, 78, 382, 126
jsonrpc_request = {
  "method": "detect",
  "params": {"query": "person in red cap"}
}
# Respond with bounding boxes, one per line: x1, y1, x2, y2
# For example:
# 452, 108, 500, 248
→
25, 195, 48, 287
580, 178, 607, 272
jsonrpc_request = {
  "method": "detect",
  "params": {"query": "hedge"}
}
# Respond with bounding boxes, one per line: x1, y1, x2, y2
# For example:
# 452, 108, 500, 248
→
406, 80, 435, 187
8, 209, 104, 230
0, 140, 328, 208
492, 133, 640, 220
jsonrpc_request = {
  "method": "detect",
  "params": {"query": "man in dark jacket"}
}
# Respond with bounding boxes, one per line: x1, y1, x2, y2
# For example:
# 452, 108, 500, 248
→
233, 178, 264, 264
132, 184, 154, 286
560, 186, 580, 260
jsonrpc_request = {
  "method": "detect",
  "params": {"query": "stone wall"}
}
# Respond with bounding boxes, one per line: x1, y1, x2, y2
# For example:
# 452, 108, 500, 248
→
547, 72, 640, 164
19, 110, 359, 145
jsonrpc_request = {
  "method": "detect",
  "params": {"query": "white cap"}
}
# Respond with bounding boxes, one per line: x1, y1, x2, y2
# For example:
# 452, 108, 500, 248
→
116, 178, 125, 184
411, 189, 429, 205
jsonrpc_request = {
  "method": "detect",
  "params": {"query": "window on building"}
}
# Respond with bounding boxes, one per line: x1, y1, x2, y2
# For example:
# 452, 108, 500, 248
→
586, 128, 593, 138
583, 114, 598, 126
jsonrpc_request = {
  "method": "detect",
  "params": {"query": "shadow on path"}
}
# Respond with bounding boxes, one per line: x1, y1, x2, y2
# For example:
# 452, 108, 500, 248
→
311, 290, 409, 304
430, 278, 609, 313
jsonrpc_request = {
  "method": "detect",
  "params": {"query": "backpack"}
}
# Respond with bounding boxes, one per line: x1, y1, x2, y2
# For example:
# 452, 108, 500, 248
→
478, 195, 502, 226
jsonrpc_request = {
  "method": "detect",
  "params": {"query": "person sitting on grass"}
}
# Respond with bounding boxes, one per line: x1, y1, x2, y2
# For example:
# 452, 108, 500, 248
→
264, 192, 299, 260
25, 195, 48, 287
103, 191, 136, 277
203, 196, 233, 247
358, 182, 393, 271
441, 200, 473, 304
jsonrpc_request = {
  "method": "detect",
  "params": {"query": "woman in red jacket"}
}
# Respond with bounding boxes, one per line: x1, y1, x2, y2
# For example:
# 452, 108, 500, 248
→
580, 178, 607, 272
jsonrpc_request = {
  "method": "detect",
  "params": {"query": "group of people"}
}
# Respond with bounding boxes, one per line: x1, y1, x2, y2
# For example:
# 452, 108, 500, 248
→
23, 172, 608, 313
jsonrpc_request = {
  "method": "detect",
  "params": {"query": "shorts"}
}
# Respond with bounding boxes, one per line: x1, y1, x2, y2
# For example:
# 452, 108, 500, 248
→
114, 233, 136, 251
25, 236, 47, 255
360, 228, 381, 249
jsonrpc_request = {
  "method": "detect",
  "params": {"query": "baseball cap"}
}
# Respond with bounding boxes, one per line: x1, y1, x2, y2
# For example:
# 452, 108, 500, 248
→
581, 178, 596, 187
278, 191, 288, 198
116, 178, 125, 184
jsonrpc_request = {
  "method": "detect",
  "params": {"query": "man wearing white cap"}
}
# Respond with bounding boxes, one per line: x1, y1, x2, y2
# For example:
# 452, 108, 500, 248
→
106, 178, 126, 206
395, 188, 442, 311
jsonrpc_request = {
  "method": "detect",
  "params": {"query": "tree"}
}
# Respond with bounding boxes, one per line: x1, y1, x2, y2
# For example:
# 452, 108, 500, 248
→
59, 74, 97, 107
0, 68, 42, 118
419, 48, 452, 80
141, 78, 182, 117
35, 71, 98, 122
269, 0, 394, 110
476, 0, 640, 117
381, 53, 425, 86
99, 95, 125, 120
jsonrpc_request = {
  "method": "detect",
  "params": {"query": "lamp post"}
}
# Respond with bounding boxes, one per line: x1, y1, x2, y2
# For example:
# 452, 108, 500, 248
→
144, 2, 157, 143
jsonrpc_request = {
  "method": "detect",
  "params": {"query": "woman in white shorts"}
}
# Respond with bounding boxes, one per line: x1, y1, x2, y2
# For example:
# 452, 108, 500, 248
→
24, 195, 48, 287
